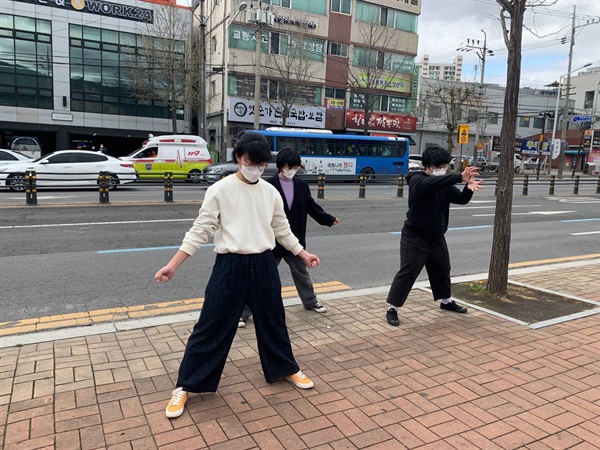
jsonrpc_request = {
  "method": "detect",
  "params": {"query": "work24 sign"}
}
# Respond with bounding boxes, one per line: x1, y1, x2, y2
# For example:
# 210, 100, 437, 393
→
14, 0, 154, 23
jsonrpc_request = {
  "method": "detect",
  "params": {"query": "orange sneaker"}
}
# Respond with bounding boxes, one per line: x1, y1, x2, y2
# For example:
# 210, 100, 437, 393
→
284, 370, 314, 389
165, 387, 188, 418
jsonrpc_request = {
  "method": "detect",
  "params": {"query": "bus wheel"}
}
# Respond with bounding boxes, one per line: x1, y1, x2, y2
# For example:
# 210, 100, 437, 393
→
360, 167, 375, 181
188, 170, 202, 183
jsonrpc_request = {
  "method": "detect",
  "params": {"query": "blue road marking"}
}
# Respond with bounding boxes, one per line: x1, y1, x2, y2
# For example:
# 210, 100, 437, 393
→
98, 244, 214, 254
560, 218, 600, 223
390, 225, 492, 235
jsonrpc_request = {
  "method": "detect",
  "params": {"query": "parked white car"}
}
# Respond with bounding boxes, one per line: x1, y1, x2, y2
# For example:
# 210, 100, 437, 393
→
0, 149, 34, 167
0, 150, 137, 192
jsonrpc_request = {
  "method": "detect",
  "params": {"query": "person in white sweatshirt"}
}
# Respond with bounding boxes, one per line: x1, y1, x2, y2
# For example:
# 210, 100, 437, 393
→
156, 132, 320, 419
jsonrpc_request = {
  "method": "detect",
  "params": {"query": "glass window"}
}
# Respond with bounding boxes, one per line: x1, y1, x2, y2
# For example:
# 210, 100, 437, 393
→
293, 0, 326, 14
102, 29, 119, 44
73, 153, 106, 163
518, 116, 530, 127
355, 1, 379, 24
0, 14, 14, 29
331, 0, 351, 14
533, 117, 544, 129
47, 153, 74, 164
14, 16, 35, 32
0, 150, 18, 161
395, 10, 418, 33
327, 41, 348, 57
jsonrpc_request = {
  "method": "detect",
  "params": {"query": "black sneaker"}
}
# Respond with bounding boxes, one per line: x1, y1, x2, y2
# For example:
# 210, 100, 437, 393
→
386, 308, 400, 326
308, 302, 327, 313
440, 300, 468, 313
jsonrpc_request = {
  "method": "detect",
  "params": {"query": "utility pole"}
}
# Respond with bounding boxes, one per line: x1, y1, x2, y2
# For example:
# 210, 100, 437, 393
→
457, 31, 494, 162
252, 0, 265, 130
557, 5, 576, 179
199, 0, 206, 140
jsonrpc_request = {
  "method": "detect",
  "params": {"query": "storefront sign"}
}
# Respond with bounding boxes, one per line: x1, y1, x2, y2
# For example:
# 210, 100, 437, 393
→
230, 98, 325, 128
521, 138, 549, 155
345, 110, 417, 133
326, 98, 345, 110
14, 0, 154, 23
357, 73, 411, 94
274, 15, 317, 29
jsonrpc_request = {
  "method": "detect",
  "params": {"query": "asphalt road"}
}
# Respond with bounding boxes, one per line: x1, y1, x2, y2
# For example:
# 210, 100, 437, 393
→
1, 189, 599, 323
0, 174, 598, 206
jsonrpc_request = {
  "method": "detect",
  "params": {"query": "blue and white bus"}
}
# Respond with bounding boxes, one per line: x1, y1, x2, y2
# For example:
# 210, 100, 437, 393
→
254, 129, 410, 178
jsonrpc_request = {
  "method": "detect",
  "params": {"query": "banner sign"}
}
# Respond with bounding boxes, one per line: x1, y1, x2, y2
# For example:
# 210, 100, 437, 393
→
14, 0, 154, 23
326, 98, 345, 110
521, 138, 550, 155
345, 110, 417, 133
356, 73, 411, 94
302, 157, 356, 175
229, 98, 325, 128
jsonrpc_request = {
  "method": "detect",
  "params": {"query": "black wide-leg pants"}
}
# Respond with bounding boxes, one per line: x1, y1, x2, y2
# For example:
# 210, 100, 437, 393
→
386, 230, 452, 307
176, 252, 299, 393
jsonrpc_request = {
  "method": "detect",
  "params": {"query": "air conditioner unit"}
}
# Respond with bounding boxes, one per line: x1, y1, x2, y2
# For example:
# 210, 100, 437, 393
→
256, 9, 274, 26
245, 9, 256, 23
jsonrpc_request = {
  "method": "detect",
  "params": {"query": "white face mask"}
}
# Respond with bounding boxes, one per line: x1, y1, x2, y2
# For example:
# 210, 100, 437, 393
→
431, 168, 447, 176
281, 168, 298, 180
240, 164, 264, 183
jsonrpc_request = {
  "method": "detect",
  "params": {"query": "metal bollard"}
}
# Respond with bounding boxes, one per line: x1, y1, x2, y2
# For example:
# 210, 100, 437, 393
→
164, 172, 174, 202
397, 175, 405, 198
549, 175, 555, 195
522, 175, 529, 196
573, 175, 580, 195
25, 170, 38, 206
597, 176, 600, 194
358, 174, 366, 198
98, 171, 110, 203
317, 173, 325, 199
494, 177, 499, 196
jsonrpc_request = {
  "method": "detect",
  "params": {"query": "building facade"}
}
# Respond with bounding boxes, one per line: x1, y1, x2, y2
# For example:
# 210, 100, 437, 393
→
204, 0, 421, 157
416, 54, 463, 81
0, 0, 193, 155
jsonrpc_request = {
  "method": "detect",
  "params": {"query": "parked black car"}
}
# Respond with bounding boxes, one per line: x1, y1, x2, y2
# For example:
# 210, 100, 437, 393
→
199, 153, 280, 184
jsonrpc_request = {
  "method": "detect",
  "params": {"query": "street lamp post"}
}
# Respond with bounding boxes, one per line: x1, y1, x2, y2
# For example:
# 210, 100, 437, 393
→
221, 2, 248, 160
550, 62, 592, 175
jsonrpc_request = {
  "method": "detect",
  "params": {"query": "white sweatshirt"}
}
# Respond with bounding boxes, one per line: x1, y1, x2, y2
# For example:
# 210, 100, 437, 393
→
180, 175, 303, 256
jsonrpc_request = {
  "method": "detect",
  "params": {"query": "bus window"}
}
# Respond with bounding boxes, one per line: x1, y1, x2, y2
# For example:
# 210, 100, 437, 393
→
381, 144, 398, 157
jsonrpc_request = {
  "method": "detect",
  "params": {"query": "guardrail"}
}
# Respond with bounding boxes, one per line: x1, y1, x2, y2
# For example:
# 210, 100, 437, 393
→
9, 171, 600, 205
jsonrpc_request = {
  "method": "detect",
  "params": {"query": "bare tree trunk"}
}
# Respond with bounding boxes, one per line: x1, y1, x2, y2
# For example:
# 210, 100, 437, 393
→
487, 0, 525, 294
171, 107, 178, 134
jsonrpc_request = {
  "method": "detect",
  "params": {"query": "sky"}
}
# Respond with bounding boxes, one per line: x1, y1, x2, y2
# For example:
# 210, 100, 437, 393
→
417, 0, 600, 88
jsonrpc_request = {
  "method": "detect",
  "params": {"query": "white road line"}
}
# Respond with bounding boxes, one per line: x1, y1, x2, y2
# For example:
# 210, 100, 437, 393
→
0, 218, 194, 229
473, 210, 576, 217
570, 231, 600, 236
451, 204, 541, 210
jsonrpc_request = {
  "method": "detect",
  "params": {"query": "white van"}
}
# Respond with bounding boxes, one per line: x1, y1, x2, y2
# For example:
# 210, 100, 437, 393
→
122, 135, 211, 181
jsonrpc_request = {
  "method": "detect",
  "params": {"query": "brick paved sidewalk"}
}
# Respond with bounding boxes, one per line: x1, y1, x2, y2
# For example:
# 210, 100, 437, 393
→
1, 263, 599, 449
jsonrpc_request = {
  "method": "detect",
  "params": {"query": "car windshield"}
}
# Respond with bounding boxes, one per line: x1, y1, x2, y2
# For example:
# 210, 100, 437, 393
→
126, 148, 143, 157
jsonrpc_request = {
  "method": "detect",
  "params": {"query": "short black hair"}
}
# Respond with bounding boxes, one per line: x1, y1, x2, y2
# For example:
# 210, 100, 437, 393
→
276, 148, 302, 171
422, 145, 452, 168
232, 131, 271, 164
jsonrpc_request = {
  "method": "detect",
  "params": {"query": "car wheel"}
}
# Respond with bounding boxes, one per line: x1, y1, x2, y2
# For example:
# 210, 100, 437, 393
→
360, 167, 375, 181
7, 174, 26, 192
107, 174, 119, 191
188, 169, 202, 183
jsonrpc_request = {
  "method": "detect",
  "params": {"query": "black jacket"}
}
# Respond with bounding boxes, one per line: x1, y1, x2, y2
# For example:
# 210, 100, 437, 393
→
267, 174, 336, 257
402, 171, 473, 239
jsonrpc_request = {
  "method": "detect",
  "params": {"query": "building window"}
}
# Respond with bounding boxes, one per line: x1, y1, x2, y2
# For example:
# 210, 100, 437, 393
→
584, 90, 594, 109
532, 117, 544, 129
69, 24, 182, 119
331, 0, 352, 15
0, 13, 53, 109
428, 105, 442, 119
355, 1, 417, 33
325, 87, 345, 99
518, 116, 530, 128
262, 0, 291, 8
327, 41, 348, 58
487, 113, 499, 124
210, 80, 216, 97
211, 35, 217, 53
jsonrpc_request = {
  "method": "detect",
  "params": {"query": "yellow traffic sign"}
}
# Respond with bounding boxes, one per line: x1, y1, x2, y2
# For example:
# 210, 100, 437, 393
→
458, 124, 469, 144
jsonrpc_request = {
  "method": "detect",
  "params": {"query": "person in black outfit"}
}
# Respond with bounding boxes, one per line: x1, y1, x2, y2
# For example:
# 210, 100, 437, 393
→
386, 145, 482, 326
240, 148, 339, 327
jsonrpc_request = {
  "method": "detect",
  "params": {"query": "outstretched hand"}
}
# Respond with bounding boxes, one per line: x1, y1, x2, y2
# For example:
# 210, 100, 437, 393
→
467, 177, 483, 192
461, 166, 479, 182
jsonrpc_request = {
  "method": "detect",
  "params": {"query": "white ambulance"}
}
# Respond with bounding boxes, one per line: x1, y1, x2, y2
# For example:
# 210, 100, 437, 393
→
122, 135, 211, 181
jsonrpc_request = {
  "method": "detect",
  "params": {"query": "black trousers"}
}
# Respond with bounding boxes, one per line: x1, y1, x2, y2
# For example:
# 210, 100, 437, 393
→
386, 230, 452, 307
176, 252, 299, 393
